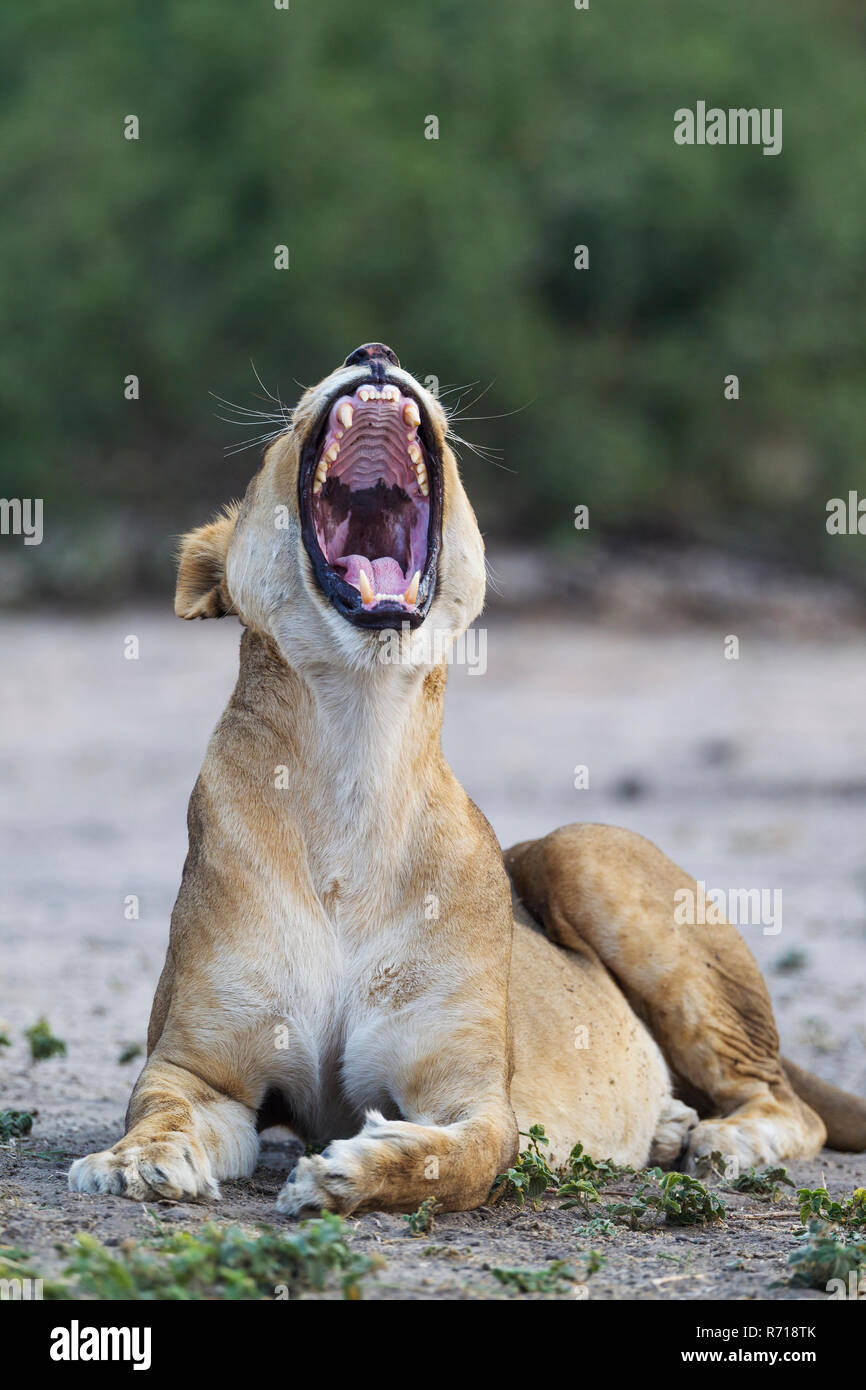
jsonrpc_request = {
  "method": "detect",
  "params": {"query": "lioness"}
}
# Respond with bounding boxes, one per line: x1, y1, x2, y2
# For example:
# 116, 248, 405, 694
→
70, 343, 866, 1215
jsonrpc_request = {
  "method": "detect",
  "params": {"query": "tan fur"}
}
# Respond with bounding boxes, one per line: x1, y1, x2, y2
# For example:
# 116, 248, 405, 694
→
69, 353, 865, 1214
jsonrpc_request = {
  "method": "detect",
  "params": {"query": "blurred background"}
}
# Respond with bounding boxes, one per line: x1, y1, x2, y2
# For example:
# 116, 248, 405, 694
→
1, 0, 865, 606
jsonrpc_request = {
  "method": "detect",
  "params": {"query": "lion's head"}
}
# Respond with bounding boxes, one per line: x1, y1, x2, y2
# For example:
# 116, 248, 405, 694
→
175, 343, 486, 671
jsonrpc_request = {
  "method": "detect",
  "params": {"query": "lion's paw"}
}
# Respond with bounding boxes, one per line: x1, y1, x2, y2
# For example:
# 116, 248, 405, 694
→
649, 1097, 699, 1166
68, 1138, 220, 1203
275, 1147, 365, 1217
683, 1118, 780, 1175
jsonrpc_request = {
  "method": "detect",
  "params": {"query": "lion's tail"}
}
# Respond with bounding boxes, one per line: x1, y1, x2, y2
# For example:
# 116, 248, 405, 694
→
783, 1057, 866, 1152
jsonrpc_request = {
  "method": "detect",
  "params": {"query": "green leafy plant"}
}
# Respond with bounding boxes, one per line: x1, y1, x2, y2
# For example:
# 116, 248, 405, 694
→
0, 1110, 34, 1140
25, 1018, 66, 1061
787, 1219, 866, 1290
642, 1169, 726, 1226
492, 1260, 578, 1294
403, 1197, 438, 1238
117, 1043, 143, 1066
603, 1170, 725, 1229
572, 1216, 618, 1238
493, 1125, 624, 1210
701, 1151, 794, 1200
796, 1187, 866, 1229
563, 1142, 624, 1188
493, 1125, 724, 1227
557, 1177, 603, 1212
491, 1125, 559, 1208
727, 1166, 794, 1200
62, 1215, 381, 1300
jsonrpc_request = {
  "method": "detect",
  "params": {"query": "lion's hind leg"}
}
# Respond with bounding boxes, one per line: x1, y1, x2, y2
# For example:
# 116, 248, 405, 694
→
505, 825, 826, 1172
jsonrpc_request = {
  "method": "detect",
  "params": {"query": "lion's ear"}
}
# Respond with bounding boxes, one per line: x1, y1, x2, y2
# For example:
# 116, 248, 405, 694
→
174, 502, 240, 619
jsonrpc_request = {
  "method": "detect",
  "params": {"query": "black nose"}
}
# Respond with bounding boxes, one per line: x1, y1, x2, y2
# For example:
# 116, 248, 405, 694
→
343, 342, 400, 369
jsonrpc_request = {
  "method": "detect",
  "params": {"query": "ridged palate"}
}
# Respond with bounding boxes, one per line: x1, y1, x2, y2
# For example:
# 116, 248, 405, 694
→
312, 385, 428, 497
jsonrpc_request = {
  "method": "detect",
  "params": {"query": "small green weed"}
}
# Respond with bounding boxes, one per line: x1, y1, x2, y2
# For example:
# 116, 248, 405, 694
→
62, 1214, 381, 1300
492, 1259, 578, 1294
491, 1124, 558, 1208
0, 1110, 34, 1140
796, 1186, 866, 1229
493, 1125, 724, 1226
25, 1018, 66, 1061
403, 1197, 438, 1237
787, 1219, 866, 1289
701, 1151, 794, 1200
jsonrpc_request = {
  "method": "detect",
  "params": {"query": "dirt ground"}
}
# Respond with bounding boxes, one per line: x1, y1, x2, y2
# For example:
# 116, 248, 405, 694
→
1, 606, 865, 1299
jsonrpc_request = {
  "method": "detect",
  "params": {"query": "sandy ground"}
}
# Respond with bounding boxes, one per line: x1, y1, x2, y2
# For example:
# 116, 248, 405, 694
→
1, 607, 865, 1300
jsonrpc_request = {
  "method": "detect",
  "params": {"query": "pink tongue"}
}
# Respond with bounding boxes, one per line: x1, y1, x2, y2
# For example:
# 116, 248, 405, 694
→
338, 554, 407, 596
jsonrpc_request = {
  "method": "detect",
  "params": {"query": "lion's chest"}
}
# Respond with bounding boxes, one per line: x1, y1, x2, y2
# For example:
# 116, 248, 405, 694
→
265, 902, 430, 1143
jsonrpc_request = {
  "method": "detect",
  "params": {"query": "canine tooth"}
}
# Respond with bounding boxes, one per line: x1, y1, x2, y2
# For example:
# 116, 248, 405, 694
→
408, 441, 422, 464
403, 400, 421, 428
359, 569, 374, 605
338, 402, 353, 429
404, 571, 420, 605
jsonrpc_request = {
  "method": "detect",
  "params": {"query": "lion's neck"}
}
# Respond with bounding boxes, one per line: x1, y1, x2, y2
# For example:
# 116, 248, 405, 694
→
223, 628, 451, 850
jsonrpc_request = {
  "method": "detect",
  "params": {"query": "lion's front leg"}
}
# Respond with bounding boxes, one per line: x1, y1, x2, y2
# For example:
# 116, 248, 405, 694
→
278, 992, 518, 1217
277, 1099, 516, 1217
69, 1056, 260, 1202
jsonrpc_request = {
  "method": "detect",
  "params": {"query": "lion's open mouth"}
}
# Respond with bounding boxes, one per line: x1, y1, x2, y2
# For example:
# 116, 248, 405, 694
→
299, 380, 441, 629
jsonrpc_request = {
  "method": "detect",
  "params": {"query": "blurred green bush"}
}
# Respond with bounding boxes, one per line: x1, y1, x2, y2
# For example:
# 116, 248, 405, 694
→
0, 0, 864, 591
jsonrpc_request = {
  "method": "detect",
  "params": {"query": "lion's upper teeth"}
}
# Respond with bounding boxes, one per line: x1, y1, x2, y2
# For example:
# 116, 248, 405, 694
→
337, 402, 353, 429
408, 440, 429, 496
403, 400, 420, 428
